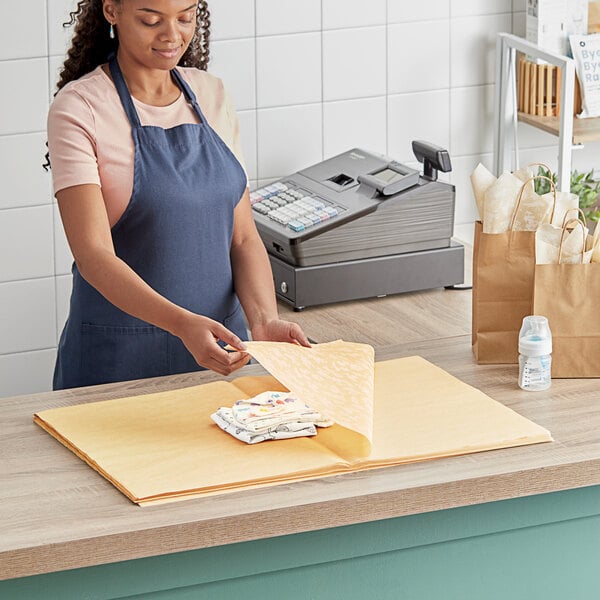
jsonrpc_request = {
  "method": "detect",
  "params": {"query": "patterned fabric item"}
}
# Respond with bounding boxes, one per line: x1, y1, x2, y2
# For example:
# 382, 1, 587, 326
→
211, 391, 333, 444
243, 340, 375, 443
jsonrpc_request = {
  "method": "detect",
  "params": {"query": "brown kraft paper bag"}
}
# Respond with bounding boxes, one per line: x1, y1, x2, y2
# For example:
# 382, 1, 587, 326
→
472, 220, 536, 363
533, 221, 600, 378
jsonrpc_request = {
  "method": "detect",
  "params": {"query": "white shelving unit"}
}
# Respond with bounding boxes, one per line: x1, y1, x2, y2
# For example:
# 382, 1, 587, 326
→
494, 32, 600, 192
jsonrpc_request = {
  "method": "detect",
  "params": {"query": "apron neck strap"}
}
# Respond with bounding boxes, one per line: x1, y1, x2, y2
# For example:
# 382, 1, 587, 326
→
109, 56, 141, 128
170, 68, 206, 123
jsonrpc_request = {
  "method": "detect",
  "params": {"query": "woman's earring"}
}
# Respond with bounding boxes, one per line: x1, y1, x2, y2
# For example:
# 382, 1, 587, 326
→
109, 23, 115, 39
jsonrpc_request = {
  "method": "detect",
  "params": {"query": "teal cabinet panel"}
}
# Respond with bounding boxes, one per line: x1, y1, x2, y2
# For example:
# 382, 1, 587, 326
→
124, 514, 599, 600
3, 486, 600, 600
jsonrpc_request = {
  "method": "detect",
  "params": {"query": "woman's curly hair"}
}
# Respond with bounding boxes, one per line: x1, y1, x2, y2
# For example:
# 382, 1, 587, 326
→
57, 0, 211, 92
44, 0, 211, 169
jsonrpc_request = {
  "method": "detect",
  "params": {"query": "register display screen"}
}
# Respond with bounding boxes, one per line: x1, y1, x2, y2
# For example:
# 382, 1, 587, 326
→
372, 167, 405, 183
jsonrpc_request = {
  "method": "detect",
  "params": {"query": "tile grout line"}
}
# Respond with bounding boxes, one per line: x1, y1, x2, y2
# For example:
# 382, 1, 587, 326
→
385, 0, 389, 157
47, 0, 60, 349
320, 0, 324, 161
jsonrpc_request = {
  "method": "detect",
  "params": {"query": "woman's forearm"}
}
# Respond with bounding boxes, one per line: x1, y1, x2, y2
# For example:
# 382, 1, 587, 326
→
57, 184, 192, 337
230, 233, 279, 333
76, 247, 191, 337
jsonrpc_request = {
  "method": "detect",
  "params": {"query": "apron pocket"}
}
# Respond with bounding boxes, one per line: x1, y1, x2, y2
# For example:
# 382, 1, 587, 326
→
81, 323, 169, 385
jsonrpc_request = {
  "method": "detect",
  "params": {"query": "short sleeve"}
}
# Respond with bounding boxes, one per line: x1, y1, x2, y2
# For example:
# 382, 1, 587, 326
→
47, 87, 101, 195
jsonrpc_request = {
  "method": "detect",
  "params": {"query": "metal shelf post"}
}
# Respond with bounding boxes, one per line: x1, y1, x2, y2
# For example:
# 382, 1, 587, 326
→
494, 33, 575, 192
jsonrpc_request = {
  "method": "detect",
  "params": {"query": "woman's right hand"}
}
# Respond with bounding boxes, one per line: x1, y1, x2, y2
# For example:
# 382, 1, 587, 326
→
176, 313, 250, 376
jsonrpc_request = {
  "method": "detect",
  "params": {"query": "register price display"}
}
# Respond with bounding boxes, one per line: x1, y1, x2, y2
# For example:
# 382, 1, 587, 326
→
373, 167, 405, 182
358, 161, 420, 196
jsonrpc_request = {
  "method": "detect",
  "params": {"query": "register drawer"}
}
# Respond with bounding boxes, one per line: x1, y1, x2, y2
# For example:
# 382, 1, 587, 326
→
269, 241, 464, 310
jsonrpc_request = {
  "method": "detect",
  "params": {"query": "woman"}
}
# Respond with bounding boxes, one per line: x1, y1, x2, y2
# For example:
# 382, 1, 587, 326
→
47, 0, 309, 390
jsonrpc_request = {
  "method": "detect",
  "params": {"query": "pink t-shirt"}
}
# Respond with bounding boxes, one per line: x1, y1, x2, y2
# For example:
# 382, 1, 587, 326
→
47, 65, 247, 227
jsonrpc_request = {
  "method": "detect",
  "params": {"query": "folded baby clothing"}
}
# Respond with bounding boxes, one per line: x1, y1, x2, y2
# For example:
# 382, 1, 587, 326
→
211, 391, 333, 444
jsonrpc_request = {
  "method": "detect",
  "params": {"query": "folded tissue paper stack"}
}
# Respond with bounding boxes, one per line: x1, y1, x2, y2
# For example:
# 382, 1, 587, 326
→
211, 390, 333, 444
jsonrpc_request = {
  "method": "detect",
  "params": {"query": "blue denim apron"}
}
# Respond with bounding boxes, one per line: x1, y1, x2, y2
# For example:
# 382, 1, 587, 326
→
53, 57, 248, 390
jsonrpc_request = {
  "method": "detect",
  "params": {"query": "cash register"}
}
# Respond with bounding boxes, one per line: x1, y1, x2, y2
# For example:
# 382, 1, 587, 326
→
250, 141, 464, 310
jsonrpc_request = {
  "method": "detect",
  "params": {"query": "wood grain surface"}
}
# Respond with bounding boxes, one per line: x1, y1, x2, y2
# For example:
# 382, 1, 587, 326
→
277, 240, 473, 346
2, 327, 599, 580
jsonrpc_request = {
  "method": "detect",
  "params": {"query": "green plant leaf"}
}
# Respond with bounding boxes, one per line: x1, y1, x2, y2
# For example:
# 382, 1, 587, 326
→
535, 166, 600, 222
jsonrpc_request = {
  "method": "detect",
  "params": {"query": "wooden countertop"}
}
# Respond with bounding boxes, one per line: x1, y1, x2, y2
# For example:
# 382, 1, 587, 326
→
276, 236, 473, 346
2, 329, 600, 581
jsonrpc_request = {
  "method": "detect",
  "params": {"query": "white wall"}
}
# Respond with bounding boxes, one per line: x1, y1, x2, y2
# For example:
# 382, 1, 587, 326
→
1, 0, 598, 397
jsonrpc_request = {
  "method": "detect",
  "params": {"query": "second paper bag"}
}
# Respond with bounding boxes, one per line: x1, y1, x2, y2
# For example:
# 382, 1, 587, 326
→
533, 262, 600, 378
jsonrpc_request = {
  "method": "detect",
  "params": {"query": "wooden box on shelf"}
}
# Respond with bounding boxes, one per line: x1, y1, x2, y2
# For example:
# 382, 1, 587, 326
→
517, 55, 582, 117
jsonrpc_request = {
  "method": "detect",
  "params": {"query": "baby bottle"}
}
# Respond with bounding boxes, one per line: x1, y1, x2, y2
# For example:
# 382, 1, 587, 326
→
518, 316, 552, 391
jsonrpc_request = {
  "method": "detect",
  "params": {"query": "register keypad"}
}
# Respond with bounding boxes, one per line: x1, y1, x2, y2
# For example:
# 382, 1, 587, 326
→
250, 183, 340, 232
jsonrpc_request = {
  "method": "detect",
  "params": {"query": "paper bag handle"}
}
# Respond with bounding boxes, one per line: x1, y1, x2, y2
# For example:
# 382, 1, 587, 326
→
510, 175, 557, 231
561, 207, 587, 229
558, 217, 586, 264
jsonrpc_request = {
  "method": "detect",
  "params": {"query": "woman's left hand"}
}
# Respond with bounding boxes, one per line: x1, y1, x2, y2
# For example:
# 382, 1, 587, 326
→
251, 319, 311, 347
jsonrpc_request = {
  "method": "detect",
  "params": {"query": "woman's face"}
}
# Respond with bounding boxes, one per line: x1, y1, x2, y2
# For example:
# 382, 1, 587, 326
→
103, 0, 198, 70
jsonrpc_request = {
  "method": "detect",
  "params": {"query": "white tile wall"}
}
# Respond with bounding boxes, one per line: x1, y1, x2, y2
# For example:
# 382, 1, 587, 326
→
0, 1, 48, 60
0, 279, 56, 355
323, 27, 386, 101
211, 0, 255, 40
0, 133, 52, 210
47, 0, 78, 57
516, 120, 559, 152
451, 0, 512, 17
451, 14, 513, 87
1, 1, 598, 397
388, 21, 450, 94
450, 154, 489, 224
48, 55, 66, 100
0, 349, 57, 398
388, 91, 451, 163
388, 0, 450, 23
256, 33, 322, 108
0, 59, 49, 135
323, 0, 386, 29
0, 205, 54, 283
257, 104, 323, 179
323, 97, 387, 158
210, 39, 256, 111
517, 146, 562, 175
256, 0, 321, 35
450, 84, 496, 157
566, 148, 600, 177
